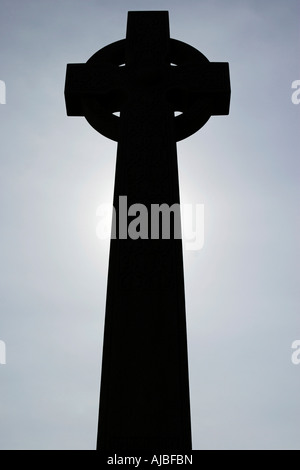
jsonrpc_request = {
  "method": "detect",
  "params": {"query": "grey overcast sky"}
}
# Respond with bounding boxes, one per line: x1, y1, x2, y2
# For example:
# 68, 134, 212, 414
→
0, 0, 299, 450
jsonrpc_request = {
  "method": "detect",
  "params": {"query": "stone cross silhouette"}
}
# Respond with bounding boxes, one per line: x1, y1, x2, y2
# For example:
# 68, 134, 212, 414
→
65, 11, 230, 451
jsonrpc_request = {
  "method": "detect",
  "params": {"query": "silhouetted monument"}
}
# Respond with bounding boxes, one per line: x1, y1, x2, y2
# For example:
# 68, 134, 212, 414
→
65, 11, 230, 451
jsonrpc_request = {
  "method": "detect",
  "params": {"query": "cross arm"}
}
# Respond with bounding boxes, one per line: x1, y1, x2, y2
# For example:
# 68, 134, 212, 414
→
169, 61, 231, 115
64, 62, 127, 116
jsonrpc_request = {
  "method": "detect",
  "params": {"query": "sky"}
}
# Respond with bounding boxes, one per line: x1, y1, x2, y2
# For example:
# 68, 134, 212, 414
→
0, 0, 299, 450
